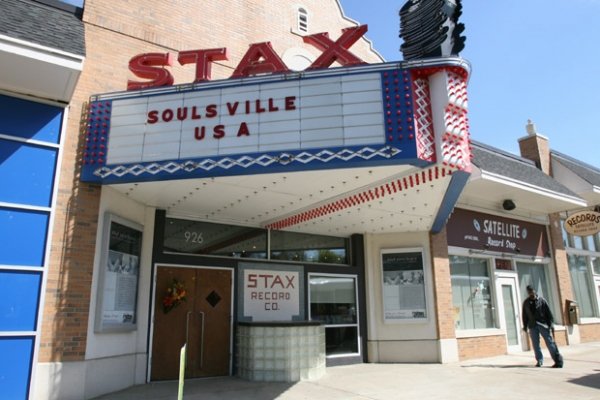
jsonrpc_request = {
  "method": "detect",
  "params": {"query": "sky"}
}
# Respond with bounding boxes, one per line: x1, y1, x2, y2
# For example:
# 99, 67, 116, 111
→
339, 0, 600, 167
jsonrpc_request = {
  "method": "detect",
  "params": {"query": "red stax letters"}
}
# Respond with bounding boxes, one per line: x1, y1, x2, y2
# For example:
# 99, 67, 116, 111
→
126, 25, 368, 90
303, 25, 368, 69
231, 42, 289, 78
127, 53, 175, 90
177, 47, 228, 83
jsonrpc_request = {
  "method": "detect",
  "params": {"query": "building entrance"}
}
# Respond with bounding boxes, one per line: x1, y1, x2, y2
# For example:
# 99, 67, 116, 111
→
150, 265, 233, 380
497, 276, 522, 352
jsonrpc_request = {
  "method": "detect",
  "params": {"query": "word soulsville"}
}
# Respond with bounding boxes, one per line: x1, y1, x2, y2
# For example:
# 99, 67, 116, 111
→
146, 96, 297, 140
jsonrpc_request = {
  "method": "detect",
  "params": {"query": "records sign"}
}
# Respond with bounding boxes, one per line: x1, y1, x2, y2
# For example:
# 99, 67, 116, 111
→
95, 213, 143, 332
564, 211, 600, 236
381, 248, 427, 321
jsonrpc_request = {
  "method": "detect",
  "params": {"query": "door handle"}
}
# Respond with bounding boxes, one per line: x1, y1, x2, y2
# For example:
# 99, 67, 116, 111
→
198, 311, 205, 369
185, 311, 193, 346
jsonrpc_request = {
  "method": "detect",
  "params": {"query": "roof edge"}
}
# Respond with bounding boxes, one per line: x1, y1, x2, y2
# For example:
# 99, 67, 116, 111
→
31, 0, 83, 17
551, 150, 600, 175
479, 170, 587, 206
471, 140, 536, 167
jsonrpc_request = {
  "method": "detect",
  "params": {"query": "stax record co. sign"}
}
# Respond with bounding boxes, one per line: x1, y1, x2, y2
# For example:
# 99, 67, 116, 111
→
81, 25, 472, 185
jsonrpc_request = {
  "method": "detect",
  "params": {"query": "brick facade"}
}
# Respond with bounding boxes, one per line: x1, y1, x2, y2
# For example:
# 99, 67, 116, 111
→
579, 323, 600, 342
546, 213, 574, 326
457, 336, 506, 360
39, 0, 383, 363
429, 227, 456, 339
518, 133, 551, 175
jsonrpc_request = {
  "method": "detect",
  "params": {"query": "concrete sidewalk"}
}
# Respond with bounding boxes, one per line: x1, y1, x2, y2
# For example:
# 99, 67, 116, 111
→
94, 342, 600, 400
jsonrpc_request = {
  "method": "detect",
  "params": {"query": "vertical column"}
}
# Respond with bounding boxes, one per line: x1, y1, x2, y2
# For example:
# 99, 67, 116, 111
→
547, 213, 578, 343
429, 226, 458, 362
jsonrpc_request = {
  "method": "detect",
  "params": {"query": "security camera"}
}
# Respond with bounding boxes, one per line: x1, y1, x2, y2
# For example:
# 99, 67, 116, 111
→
502, 199, 516, 211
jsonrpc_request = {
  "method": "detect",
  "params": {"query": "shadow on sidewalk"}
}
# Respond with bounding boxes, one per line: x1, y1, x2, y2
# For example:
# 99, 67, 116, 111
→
461, 364, 534, 369
568, 371, 600, 390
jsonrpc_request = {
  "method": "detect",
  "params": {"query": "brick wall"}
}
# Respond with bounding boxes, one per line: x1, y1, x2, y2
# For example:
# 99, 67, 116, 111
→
579, 323, 600, 342
518, 134, 551, 174
39, 0, 384, 363
430, 227, 456, 339
547, 214, 574, 326
457, 336, 506, 361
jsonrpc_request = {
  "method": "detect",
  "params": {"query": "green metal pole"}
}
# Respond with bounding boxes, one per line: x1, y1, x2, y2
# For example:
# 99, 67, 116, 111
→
178, 344, 186, 400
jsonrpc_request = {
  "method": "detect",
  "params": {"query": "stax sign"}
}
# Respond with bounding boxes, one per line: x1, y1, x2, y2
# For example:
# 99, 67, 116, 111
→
127, 25, 368, 90
244, 269, 300, 321
564, 211, 600, 236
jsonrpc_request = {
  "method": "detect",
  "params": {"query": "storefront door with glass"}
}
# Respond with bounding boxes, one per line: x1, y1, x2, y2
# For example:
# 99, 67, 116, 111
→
497, 276, 522, 352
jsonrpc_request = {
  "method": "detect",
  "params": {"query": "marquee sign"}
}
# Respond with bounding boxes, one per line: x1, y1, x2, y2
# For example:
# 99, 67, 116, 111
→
81, 27, 471, 185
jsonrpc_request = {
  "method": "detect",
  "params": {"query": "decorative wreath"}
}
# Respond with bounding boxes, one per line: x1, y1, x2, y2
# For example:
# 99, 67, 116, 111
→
162, 279, 187, 314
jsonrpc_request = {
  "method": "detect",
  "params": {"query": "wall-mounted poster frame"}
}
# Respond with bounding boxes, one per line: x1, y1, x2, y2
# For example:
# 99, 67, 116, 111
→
94, 213, 143, 333
381, 247, 428, 323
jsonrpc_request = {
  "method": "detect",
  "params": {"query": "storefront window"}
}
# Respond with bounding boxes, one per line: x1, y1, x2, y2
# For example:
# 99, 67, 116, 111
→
568, 254, 596, 318
584, 235, 597, 252
517, 262, 554, 313
593, 257, 600, 275
561, 220, 570, 248
571, 235, 584, 250
163, 218, 267, 258
450, 256, 496, 330
309, 275, 358, 356
270, 231, 348, 265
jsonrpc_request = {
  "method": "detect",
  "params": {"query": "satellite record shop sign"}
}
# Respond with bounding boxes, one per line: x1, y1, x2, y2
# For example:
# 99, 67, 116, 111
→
81, 26, 456, 184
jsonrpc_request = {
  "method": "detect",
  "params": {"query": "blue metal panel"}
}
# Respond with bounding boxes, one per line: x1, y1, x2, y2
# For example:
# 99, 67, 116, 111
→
0, 208, 49, 267
0, 271, 42, 331
0, 94, 63, 144
431, 170, 470, 233
381, 69, 418, 160
0, 139, 58, 207
0, 337, 34, 400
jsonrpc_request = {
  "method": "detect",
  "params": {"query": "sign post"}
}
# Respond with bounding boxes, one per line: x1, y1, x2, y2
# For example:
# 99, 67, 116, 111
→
178, 344, 186, 400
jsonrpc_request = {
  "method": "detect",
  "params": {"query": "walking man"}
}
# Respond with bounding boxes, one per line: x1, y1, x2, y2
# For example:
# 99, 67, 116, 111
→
522, 285, 563, 368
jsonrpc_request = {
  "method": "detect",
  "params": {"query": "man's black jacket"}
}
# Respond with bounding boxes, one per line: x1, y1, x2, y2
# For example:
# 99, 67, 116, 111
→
522, 295, 554, 330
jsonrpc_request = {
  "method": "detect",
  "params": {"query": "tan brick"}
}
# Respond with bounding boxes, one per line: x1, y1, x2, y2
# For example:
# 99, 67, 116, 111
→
430, 227, 456, 339
39, 0, 383, 363
457, 336, 506, 360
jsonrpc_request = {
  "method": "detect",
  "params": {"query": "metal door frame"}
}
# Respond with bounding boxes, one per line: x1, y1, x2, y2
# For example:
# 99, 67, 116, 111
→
496, 275, 522, 353
147, 263, 234, 382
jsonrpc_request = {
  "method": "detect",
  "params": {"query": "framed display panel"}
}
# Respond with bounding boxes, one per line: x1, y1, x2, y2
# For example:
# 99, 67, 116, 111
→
381, 248, 428, 322
95, 213, 143, 333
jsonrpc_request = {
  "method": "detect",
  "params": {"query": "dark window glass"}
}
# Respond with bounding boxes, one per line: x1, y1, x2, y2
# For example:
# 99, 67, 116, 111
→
270, 230, 348, 264
310, 276, 357, 324
310, 275, 358, 356
163, 218, 267, 258
325, 327, 358, 355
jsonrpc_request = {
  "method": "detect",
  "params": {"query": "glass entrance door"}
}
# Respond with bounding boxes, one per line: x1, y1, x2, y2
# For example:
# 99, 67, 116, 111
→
498, 277, 521, 352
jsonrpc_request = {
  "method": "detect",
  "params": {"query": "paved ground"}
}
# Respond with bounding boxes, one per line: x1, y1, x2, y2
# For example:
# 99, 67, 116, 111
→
94, 342, 600, 399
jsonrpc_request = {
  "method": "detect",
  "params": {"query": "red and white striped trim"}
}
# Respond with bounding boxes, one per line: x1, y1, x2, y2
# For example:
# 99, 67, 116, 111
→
265, 166, 452, 230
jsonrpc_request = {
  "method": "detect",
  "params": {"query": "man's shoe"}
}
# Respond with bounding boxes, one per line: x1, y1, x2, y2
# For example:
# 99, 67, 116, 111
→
535, 361, 543, 367
552, 363, 563, 368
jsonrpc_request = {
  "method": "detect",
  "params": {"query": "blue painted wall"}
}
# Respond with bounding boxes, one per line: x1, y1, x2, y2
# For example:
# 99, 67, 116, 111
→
0, 94, 63, 399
